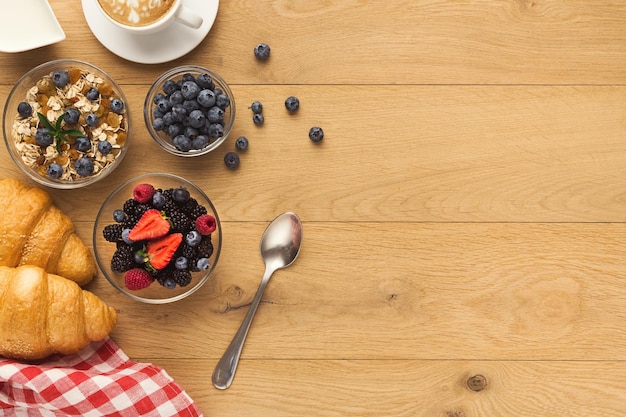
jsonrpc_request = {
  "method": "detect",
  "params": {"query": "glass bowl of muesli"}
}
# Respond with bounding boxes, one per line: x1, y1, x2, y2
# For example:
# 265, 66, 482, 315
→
93, 173, 222, 304
2, 59, 130, 189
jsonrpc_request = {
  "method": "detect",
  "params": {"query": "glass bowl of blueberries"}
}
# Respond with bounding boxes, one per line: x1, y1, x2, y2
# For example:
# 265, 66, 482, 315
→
144, 66, 235, 157
2, 59, 130, 189
93, 173, 222, 304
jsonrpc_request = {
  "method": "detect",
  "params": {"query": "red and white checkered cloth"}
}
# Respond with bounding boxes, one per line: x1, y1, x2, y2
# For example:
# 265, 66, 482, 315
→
0, 337, 204, 417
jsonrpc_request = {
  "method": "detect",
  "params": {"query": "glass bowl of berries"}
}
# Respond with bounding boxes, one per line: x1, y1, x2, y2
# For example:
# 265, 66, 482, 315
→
144, 65, 235, 157
93, 173, 221, 303
2, 59, 130, 189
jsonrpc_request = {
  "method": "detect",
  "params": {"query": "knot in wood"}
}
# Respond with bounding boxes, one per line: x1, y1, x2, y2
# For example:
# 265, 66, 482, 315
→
466, 374, 487, 392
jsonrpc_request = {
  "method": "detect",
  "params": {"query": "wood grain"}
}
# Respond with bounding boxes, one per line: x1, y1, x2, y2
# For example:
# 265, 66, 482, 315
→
2, 85, 625, 223
159, 359, 626, 417
2, 0, 626, 415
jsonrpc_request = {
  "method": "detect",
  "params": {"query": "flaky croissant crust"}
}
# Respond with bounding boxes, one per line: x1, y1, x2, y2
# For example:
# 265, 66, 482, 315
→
0, 265, 117, 360
0, 177, 96, 286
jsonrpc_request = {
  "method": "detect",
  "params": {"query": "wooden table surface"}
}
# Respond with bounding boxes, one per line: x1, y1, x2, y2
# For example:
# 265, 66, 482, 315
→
3, 0, 626, 415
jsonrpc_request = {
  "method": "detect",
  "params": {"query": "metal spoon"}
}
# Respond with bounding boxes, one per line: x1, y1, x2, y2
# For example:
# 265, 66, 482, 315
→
212, 211, 303, 390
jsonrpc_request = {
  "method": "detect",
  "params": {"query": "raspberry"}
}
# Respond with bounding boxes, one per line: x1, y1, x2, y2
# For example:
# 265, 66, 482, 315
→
133, 183, 156, 204
195, 214, 216, 235
124, 268, 153, 290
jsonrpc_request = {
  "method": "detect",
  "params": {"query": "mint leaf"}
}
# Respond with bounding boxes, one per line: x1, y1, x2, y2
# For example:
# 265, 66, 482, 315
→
37, 112, 55, 131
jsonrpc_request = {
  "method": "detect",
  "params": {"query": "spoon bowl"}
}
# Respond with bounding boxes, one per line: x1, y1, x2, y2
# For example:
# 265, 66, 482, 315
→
212, 212, 302, 389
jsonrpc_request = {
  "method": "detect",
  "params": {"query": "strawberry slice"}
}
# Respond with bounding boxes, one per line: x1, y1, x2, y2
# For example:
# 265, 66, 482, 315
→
129, 209, 170, 241
146, 233, 182, 270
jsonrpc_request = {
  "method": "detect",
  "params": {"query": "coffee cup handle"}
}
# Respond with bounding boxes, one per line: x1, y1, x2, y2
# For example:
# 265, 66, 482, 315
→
175, 5, 203, 29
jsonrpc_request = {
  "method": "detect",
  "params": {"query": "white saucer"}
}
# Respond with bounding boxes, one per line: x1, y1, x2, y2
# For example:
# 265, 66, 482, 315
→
81, 0, 219, 64
0, 0, 65, 53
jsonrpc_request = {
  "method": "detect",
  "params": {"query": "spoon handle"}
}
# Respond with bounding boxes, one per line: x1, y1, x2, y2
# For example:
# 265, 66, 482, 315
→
212, 268, 272, 389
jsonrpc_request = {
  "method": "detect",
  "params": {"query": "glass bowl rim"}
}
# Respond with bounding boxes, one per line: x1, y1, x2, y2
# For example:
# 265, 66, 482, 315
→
143, 65, 235, 158
92, 172, 222, 304
2, 58, 131, 189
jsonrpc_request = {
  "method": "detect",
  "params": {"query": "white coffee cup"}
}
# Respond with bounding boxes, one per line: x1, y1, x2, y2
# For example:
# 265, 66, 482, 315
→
96, 0, 203, 35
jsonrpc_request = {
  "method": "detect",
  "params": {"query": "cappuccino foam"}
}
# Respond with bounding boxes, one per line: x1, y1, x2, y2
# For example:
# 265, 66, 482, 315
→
98, 0, 175, 27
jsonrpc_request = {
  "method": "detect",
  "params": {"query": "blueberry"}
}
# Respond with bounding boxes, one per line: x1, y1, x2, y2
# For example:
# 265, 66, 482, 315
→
207, 123, 224, 139
285, 96, 300, 113
309, 126, 324, 142
171, 105, 187, 122
181, 81, 200, 100
235, 136, 248, 151
113, 209, 126, 223
188, 109, 205, 129
64, 107, 80, 124
121, 228, 133, 244
196, 73, 214, 89
192, 135, 209, 150
254, 43, 271, 60
75, 157, 94, 177
182, 99, 200, 113
182, 73, 196, 82
163, 79, 179, 95
253, 113, 264, 126
162, 277, 177, 289
172, 187, 190, 203
75, 137, 91, 152
224, 152, 240, 169
156, 98, 171, 113
47, 163, 63, 179
250, 101, 262, 114
17, 102, 32, 118
153, 108, 165, 119
35, 128, 54, 147
183, 127, 199, 140
216, 94, 230, 109
197, 89, 216, 107
196, 257, 210, 271
175, 256, 189, 270
152, 118, 165, 131
186, 230, 202, 247
168, 123, 184, 138
173, 135, 192, 152
134, 252, 146, 265
85, 113, 99, 127
153, 92, 166, 104
110, 98, 124, 113
86, 87, 99, 101
168, 90, 184, 106
152, 191, 165, 208
98, 140, 113, 155
162, 112, 174, 126
51, 70, 69, 87
207, 106, 224, 123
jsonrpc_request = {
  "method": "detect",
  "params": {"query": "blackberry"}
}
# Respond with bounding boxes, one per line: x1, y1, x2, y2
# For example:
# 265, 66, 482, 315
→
111, 246, 135, 272
103, 224, 123, 242
180, 197, 199, 214
123, 198, 139, 214
197, 236, 214, 258
172, 270, 192, 287
123, 212, 141, 229
169, 210, 192, 233
181, 244, 198, 260
154, 265, 177, 288
190, 204, 208, 219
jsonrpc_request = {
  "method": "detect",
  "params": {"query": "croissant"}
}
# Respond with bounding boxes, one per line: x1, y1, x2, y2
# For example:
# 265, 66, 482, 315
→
0, 177, 96, 286
0, 265, 117, 360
